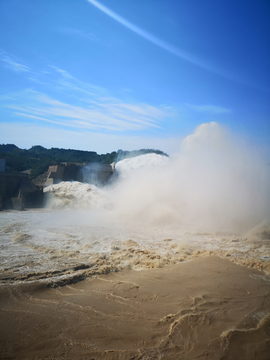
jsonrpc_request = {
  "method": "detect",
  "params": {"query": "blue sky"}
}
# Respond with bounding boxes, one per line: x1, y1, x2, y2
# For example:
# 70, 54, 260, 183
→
0, 0, 269, 154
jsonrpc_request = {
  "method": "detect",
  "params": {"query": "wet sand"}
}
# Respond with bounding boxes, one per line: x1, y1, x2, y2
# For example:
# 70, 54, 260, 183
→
1, 256, 270, 359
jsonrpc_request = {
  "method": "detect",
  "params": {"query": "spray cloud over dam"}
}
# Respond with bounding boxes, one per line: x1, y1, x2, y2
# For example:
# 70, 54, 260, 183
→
45, 122, 270, 234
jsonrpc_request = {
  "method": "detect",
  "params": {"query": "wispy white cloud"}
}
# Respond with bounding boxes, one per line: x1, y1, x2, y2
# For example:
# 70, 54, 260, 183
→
10, 95, 164, 131
0, 49, 30, 72
187, 104, 232, 114
86, 0, 231, 79
4, 67, 172, 133
13, 112, 76, 127
50, 66, 75, 79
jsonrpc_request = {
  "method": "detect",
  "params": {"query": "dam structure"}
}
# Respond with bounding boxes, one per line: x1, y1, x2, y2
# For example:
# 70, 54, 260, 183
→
44, 162, 115, 187
0, 161, 114, 210
0, 172, 43, 210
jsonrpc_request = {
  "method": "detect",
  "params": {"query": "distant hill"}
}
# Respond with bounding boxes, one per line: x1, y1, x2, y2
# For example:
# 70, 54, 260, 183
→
0, 144, 19, 152
0, 144, 168, 179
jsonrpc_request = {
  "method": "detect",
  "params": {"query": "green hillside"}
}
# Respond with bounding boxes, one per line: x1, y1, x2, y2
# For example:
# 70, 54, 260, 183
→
0, 144, 167, 179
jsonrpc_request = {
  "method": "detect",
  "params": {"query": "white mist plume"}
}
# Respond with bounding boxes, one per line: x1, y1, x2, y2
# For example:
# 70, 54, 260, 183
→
45, 122, 270, 233
109, 122, 270, 232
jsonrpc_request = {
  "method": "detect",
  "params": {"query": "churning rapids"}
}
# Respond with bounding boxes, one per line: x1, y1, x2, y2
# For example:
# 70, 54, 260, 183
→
1, 122, 270, 287
1, 122, 270, 359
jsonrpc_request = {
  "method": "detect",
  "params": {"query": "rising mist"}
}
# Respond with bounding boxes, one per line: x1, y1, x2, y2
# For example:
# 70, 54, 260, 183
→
45, 122, 270, 234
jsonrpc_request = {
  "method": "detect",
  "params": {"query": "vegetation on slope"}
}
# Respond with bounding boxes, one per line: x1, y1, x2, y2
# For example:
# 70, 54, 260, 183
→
0, 144, 168, 179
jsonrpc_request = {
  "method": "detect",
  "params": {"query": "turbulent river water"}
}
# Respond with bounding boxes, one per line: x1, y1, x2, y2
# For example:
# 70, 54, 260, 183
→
1, 123, 270, 359
1, 205, 270, 287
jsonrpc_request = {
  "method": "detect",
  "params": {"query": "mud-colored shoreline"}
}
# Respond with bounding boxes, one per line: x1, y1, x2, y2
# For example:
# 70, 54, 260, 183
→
1, 256, 270, 360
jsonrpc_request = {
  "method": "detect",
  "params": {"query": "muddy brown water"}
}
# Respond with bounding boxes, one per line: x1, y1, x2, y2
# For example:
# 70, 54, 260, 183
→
1, 256, 270, 360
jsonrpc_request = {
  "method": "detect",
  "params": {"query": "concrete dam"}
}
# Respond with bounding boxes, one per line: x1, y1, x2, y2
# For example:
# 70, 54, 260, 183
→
44, 162, 114, 187
0, 162, 114, 210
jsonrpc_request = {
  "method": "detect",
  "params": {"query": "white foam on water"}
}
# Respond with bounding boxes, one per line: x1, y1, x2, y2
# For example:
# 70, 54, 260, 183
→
44, 181, 111, 210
